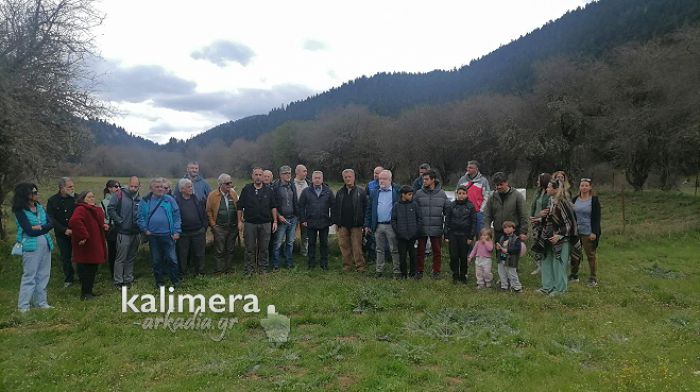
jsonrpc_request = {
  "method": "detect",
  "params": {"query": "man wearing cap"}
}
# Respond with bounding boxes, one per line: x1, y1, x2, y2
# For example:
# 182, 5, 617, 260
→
271, 165, 300, 270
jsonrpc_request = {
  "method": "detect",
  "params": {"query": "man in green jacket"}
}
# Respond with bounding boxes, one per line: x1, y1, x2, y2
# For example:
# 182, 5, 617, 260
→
483, 172, 528, 244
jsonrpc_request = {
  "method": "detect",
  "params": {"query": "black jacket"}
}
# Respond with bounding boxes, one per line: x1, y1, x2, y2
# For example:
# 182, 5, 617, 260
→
175, 194, 207, 232
272, 180, 299, 218
299, 185, 335, 229
391, 200, 423, 240
46, 193, 75, 236
332, 185, 367, 228
237, 184, 277, 224
572, 195, 602, 248
445, 199, 477, 238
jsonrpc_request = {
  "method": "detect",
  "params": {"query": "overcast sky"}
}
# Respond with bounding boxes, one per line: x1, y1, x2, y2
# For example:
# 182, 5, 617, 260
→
94, 0, 594, 143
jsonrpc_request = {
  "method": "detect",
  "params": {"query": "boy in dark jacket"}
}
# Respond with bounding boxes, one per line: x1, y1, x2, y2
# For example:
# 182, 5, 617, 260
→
391, 186, 422, 279
445, 186, 477, 283
496, 220, 523, 292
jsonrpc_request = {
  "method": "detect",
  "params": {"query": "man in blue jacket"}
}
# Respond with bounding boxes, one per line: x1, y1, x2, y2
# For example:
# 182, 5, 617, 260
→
138, 177, 182, 288
173, 161, 212, 203
364, 170, 400, 278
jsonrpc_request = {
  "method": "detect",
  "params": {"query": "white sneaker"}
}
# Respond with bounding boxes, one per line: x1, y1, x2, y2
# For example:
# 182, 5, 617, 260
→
38, 304, 54, 309
18, 308, 30, 313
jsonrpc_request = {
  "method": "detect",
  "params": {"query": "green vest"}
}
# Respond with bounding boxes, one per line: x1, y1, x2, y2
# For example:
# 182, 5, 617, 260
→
216, 194, 236, 227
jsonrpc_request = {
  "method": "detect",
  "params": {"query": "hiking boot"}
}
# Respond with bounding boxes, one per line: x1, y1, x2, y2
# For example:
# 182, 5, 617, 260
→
568, 274, 579, 283
587, 278, 598, 287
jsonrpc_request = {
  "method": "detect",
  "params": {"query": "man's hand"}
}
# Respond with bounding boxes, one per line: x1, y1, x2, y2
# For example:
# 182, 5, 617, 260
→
519, 234, 528, 242
237, 221, 244, 232
278, 216, 288, 224
103, 224, 110, 231
272, 222, 278, 233
301, 222, 308, 227
65, 229, 72, 236
31, 225, 42, 231
467, 239, 473, 245
145, 230, 151, 236
548, 235, 561, 244
172, 233, 180, 241
78, 239, 86, 246
589, 233, 597, 241
363, 227, 371, 235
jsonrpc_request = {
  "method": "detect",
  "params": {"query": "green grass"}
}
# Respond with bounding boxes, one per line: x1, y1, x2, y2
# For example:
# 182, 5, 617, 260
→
1, 177, 699, 391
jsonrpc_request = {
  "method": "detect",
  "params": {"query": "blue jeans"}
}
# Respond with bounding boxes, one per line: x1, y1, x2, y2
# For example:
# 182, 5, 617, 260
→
476, 212, 485, 235
273, 217, 297, 268
148, 234, 180, 287
18, 236, 51, 310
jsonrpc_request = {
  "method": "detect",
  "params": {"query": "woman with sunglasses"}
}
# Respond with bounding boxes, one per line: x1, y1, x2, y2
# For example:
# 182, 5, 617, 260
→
12, 183, 55, 312
570, 178, 601, 287
101, 179, 121, 278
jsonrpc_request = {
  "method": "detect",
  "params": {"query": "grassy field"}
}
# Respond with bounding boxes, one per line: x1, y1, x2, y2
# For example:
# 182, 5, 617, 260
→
0, 177, 699, 391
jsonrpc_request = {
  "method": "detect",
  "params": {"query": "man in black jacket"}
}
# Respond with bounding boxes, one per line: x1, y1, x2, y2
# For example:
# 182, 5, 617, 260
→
175, 178, 208, 277
333, 169, 367, 273
392, 186, 423, 278
237, 168, 278, 277
47, 177, 76, 287
272, 165, 300, 270
299, 171, 335, 270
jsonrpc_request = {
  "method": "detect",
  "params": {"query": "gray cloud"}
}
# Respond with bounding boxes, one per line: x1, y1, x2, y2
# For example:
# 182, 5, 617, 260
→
92, 59, 315, 127
95, 61, 197, 102
191, 40, 255, 67
303, 39, 328, 51
153, 84, 315, 120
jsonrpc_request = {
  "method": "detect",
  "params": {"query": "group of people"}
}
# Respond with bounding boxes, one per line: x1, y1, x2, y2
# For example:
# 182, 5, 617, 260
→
11, 160, 601, 312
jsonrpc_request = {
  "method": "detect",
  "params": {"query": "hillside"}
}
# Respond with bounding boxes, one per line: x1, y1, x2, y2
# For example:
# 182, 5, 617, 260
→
184, 0, 700, 147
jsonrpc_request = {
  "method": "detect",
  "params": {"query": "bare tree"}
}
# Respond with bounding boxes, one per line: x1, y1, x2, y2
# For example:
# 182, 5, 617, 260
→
0, 0, 104, 238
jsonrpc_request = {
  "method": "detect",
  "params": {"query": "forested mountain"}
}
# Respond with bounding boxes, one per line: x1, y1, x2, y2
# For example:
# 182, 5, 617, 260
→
184, 0, 700, 146
86, 119, 157, 149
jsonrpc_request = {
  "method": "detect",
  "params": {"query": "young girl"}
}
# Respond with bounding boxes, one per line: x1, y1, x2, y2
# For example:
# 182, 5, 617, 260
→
468, 228, 494, 289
